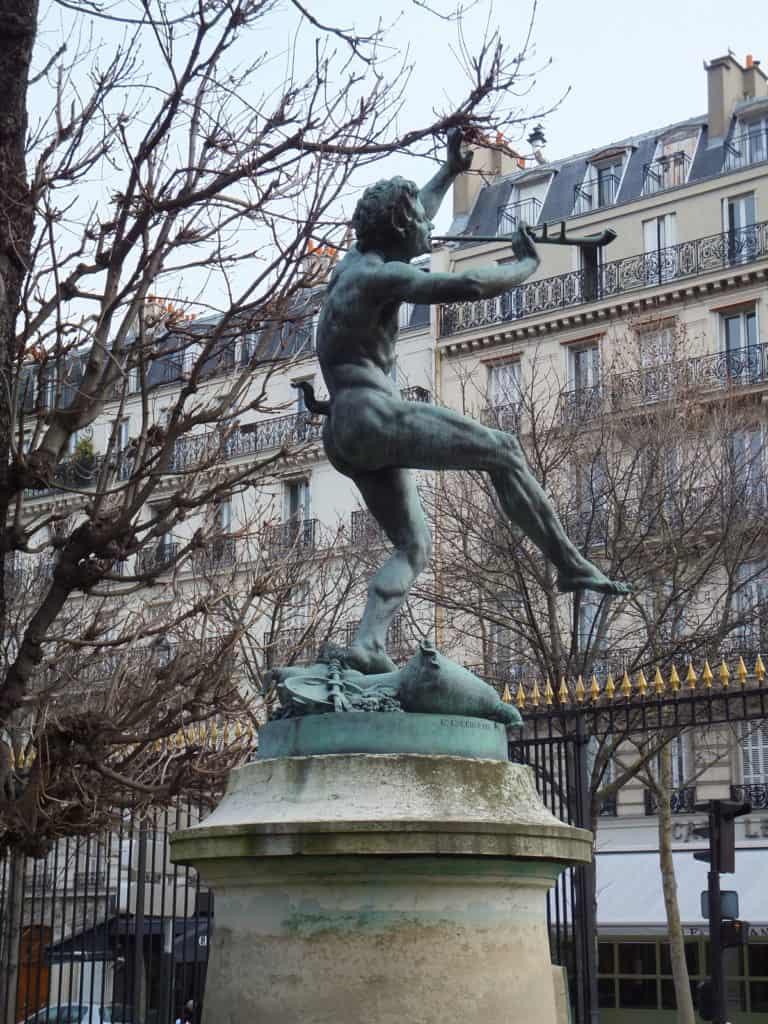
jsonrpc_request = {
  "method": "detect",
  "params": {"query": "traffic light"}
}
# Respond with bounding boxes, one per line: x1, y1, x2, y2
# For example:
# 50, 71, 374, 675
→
716, 799, 751, 873
721, 919, 748, 948
693, 799, 751, 872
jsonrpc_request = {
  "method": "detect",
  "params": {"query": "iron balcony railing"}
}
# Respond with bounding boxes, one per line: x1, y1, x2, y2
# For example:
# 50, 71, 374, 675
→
400, 385, 432, 403
724, 126, 768, 171
644, 786, 697, 815
136, 541, 180, 575
481, 401, 521, 433
731, 783, 768, 810
342, 614, 408, 657
439, 221, 768, 337
642, 152, 691, 195
559, 341, 768, 423
191, 536, 237, 574
262, 518, 317, 560
572, 173, 621, 215
350, 508, 383, 547
496, 197, 543, 234
170, 411, 322, 473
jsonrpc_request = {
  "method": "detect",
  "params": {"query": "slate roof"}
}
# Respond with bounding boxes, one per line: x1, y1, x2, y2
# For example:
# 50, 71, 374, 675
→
447, 112, 735, 242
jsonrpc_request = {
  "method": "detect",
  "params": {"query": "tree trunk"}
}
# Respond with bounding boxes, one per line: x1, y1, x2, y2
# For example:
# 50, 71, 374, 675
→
657, 742, 696, 1024
0, 848, 24, 1024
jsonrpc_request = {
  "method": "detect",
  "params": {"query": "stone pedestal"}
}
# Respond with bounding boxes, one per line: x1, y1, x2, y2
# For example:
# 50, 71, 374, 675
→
170, 748, 591, 1024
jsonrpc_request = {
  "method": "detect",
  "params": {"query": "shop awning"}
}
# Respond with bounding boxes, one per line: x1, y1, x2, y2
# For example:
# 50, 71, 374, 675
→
47, 914, 212, 964
596, 849, 768, 935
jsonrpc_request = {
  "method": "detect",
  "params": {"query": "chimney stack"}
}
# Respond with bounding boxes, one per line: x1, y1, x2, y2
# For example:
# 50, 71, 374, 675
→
706, 53, 768, 144
452, 135, 524, 220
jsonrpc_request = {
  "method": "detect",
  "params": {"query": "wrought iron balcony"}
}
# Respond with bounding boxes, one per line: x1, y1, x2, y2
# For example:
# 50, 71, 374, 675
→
573, 173, 621, 215
350, 509, 384, 547
439, 221, 768, 337
136, 541, 179, 575
724, 126, 768, 171
262, 518, 317, 560
496, 197, 542, 234
400, 385, 432, 403
342, 614, 409, 658
644, 786, 697, 815
191, 536, 237, 574
642, 152, 691, 195
481, 401, 521, 433
731, 783, 768, 809
560, 342, 768, 423
170, 411, 322, 472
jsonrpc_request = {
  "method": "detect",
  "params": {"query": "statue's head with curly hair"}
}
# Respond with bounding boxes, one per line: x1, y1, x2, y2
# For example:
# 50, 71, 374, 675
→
351, 177, 428, 255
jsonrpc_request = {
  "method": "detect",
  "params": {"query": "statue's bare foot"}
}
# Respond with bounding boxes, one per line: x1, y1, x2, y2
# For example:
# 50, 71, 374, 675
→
342, 643, 398, 675
557, 563, 631, 596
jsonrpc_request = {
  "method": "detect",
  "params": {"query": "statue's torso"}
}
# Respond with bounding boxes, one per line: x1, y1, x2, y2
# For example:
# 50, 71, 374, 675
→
317, 250, 402, 398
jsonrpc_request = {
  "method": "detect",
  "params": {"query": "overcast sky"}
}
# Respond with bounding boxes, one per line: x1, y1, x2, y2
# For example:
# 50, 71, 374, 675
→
296, 0, 766, 228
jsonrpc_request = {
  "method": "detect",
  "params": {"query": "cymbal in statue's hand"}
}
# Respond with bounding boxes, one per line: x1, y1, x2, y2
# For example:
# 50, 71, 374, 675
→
446, 127, 473, 176
512, 222, 540, 265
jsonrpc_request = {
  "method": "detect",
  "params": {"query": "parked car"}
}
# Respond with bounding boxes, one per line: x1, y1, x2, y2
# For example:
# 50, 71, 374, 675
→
20, 1006, 134, 1024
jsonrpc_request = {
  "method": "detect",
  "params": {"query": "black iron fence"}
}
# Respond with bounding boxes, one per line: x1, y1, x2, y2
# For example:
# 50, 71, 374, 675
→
439, 221, 768, 337
0, 801, 213, 1024
724, 126, 768, 171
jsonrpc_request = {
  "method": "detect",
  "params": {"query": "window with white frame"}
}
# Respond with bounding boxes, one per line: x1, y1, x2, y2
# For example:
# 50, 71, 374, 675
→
642, 214, 677, 284
722, 308, 758, 357
112, 417, 130, 452
182, 340, 203, 374
724, 192, 758, 265
238, 332, 258, 367
569, 342, 600, 392
727, 428, 763, 506
734, 561, 768, 651
215, 498, 232, 533
487, 360, 521, 408
398, 303, 414, 331
740, 722, 768, 785
643, 128, 698, 194
727, 115, 768, 170
574, 155, 625, 214
284, 477, 310, 523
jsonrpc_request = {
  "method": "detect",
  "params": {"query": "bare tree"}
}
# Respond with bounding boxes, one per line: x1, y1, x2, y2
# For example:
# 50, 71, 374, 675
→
0, 0, 554, 845
416, 318, 768, 1020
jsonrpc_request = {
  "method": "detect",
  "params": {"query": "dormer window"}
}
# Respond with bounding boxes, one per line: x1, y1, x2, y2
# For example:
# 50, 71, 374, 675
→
573, 150, 627, 215
725, 114, 768, 171
642, 127, 699, 195
496, 172, 552, 235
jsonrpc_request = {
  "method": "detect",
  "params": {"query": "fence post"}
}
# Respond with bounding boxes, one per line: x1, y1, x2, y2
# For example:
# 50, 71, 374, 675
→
574, 713, 599, 1024
132, 822, 148, 1024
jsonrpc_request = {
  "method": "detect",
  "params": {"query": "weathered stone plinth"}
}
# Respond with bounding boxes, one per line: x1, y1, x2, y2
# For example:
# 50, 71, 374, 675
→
170, 747, 592, 1024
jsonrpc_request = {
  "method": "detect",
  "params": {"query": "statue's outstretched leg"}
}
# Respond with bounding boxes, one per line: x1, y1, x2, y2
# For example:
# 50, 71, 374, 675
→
329, 396, 630, 599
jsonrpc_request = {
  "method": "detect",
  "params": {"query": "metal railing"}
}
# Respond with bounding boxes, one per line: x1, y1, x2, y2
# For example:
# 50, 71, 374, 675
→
559, 341, 768, 422
350, 509, 383, 547
572, 173, 621, 215
262, 518, 317, 560
644, 786, 697, 815
731, 782, 768, 809
481, 401, 521, 433
170, 411, 322, 473
724, 126, 768, 171
439, 221, 768, 337
642, 152, 691, 194
400, 385, 432, 403
136, 541, 180, 575
191, 536, 237, 574
263, 626, 316, 667
496, 197, 542, 234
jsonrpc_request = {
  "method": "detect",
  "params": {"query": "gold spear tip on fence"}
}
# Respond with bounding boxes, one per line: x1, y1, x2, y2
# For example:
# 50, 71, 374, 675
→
654, 667, 665, 695
532, 680, 541, 706
575, 675, 586, 703
737, 656, 748, 685
756, 654, 766, 682
670, 664, 681, 691
637, 669, 648, 697
558, 677, 569, 705
720, 660, 730, 687
605, 672, 616, 699
590, 674, 601, 701
501, 682, 512, 704
516, 682, 526, 709
621, 670, 632, 698
544, 678, 554, 705
702, 660, 713, 688
686, 663, 697, 690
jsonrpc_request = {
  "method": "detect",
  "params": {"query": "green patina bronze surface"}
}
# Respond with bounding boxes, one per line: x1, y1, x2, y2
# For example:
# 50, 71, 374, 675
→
258, 711, 510, 760
269, 129, 629, 737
